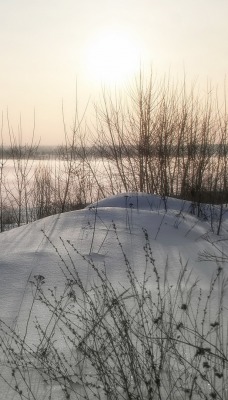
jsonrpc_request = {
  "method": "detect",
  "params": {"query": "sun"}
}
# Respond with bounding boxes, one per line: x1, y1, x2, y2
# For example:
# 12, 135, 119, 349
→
85, 29, 141, 86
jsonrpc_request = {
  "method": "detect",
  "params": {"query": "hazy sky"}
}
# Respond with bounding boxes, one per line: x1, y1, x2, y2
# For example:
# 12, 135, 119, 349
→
0, 0, 228, 145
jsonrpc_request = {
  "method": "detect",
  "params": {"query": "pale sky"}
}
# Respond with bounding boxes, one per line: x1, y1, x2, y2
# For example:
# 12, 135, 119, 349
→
0, 0, 228, 145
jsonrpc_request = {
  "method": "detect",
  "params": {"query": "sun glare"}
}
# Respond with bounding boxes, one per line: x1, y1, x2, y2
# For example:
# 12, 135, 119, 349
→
85, 30, 141, 86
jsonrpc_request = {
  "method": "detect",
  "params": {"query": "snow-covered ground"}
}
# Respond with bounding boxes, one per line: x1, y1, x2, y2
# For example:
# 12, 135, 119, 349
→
0, 192, 227, 399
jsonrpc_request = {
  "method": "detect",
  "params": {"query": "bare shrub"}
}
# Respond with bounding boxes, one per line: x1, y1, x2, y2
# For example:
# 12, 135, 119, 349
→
92, 73, 228, 205
1, 72, 228, 231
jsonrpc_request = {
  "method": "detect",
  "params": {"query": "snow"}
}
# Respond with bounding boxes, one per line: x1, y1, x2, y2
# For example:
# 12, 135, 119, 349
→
0, 192, 227, 399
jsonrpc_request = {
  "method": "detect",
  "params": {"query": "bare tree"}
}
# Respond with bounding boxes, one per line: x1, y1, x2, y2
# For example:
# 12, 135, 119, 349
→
5, 112, 39, 226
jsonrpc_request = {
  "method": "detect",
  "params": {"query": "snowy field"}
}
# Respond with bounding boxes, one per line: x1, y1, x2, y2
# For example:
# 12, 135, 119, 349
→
0, 192, 227, 399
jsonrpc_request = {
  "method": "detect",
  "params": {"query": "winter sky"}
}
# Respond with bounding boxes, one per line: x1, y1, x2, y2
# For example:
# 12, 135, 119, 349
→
0, 0, 228, 145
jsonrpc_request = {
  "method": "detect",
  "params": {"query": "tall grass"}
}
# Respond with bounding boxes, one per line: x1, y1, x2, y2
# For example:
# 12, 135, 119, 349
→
0, 226, 227, 399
